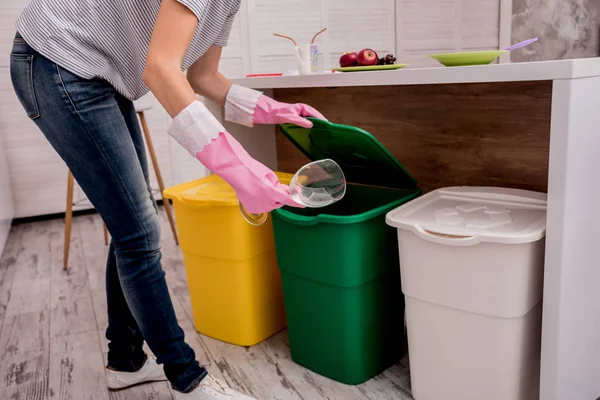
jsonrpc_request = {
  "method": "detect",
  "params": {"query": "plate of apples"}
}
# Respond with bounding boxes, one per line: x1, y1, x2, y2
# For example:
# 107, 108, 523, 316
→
332, 49, 407, 72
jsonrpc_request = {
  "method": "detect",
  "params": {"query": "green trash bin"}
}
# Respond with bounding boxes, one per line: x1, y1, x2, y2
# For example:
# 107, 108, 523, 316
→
272, 119, 421, 385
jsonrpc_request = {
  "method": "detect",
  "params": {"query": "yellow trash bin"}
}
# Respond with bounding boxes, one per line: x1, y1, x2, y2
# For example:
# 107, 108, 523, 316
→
163, 172, 293, 346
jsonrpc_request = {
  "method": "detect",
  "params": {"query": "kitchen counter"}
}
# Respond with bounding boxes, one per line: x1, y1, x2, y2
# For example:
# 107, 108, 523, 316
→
206, 57, 600, 400
230, 57, 600, 88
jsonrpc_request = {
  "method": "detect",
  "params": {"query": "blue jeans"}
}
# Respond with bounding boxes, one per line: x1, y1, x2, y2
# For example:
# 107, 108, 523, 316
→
9, 33, 207, 393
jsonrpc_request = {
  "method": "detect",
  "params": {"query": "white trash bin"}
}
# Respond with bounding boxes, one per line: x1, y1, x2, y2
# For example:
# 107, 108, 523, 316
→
385, 187, 547, 400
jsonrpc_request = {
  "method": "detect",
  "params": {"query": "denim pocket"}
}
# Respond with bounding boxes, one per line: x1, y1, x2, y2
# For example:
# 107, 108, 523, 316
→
10, 54, 40, 120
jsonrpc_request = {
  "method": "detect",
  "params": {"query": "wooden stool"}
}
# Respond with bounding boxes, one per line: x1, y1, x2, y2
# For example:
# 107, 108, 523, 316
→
63, 102, 179, 270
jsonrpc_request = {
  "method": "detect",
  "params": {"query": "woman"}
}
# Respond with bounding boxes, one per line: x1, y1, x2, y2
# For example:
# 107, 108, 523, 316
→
10, 0, 324, 399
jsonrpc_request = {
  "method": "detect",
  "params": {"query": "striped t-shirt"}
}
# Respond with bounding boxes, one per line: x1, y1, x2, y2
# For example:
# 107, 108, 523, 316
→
16, 0, 241, 100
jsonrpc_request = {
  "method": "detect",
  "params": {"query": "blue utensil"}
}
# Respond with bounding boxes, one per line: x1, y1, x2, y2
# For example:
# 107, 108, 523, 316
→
504, 38, 538, 51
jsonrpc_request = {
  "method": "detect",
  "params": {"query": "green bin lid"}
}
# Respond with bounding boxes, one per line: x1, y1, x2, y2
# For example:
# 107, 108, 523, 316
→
279, 118, 418, 190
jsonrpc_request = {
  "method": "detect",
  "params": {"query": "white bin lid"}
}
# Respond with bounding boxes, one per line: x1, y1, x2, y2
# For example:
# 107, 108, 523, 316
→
386, 187, 547, 245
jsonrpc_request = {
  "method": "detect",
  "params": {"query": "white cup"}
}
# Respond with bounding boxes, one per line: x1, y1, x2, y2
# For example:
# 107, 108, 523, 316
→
294, 44, 318, 75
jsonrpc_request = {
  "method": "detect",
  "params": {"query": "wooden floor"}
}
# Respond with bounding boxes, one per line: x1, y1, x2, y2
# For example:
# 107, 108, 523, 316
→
0, 208, 413, 400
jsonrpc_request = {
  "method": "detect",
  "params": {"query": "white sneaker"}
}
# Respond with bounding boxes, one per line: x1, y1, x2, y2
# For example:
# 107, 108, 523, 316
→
106, 355, 167, 390
172, 374, 257, 400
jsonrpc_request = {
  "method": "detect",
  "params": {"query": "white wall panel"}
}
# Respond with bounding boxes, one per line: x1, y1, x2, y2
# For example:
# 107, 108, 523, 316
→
0, 0, 509, 218
397, 0, 502, 67
0, 121, 14, 255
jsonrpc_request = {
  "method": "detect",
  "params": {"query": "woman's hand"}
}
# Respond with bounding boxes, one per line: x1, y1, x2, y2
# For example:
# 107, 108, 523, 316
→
186, 51, 325, 130
252, 94, 326, 128
194, 130, 302, 214
145, 0, 299, 213
168, 101, 303, 214
223, 84, 326, 129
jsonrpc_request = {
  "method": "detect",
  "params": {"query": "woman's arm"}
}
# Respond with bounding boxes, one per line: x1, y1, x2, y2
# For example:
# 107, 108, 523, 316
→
144, 0, 232, 113
142, 0, 200, 118
186, 46, 232, 107
144, 0, 324, 129
142, 0, 302, 214
187, 47, 326, 129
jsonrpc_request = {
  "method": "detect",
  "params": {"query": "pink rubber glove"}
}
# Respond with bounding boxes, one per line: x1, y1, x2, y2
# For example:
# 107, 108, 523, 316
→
224, 84, 325, 129
196, 132, 302, 214
251, 95, 325, 128
167, 100, 303, 215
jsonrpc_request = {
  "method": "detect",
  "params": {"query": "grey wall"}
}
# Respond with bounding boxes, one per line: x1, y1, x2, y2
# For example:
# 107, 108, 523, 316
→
511, 0, 600, 62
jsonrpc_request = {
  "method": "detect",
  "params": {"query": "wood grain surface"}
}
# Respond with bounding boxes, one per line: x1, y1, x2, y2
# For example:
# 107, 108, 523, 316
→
274, 81, 552, 193
0, 211, 413, 400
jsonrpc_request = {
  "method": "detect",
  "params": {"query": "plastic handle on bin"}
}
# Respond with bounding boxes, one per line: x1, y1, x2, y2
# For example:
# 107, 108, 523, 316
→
274, 209, 321, 226
413, 225, 482, 246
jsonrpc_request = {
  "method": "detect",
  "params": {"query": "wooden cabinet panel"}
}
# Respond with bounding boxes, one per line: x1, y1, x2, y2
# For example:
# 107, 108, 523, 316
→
273, 82, 552, 194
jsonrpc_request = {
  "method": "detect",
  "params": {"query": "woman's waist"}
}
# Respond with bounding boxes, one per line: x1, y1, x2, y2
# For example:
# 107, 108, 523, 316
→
11, 32, 36, 56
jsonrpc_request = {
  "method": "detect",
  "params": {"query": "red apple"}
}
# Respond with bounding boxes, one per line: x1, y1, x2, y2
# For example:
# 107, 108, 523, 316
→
357, 48, 379, 66
339, 51, 358, 67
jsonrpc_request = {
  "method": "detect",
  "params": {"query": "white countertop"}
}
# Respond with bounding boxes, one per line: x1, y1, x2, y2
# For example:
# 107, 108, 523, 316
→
231, 58, 600, 89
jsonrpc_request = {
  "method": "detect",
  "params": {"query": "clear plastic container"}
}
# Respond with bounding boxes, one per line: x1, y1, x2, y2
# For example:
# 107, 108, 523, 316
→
289, 159, 346, 207
240, 158, 346, 225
